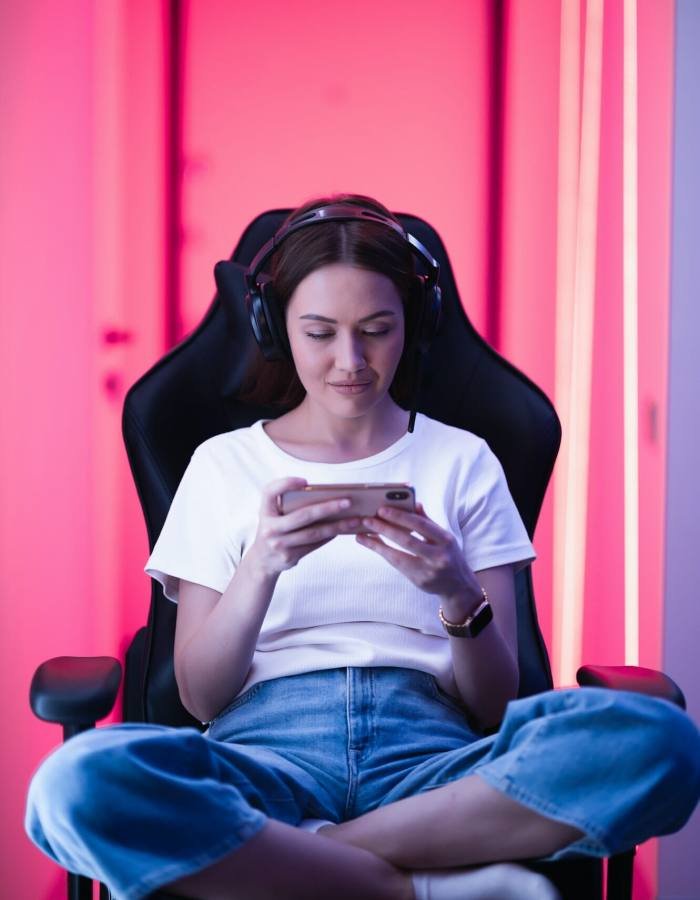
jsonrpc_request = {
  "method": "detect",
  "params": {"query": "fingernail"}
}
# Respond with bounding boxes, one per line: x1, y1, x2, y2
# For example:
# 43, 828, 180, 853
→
339, 500, 351, 508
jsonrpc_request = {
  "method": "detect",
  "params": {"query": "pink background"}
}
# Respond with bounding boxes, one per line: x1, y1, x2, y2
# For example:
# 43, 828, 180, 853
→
0, 1, 679, 897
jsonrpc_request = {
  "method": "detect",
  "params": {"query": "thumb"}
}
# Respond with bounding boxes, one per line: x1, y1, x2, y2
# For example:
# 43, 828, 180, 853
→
261, 477, 308, 516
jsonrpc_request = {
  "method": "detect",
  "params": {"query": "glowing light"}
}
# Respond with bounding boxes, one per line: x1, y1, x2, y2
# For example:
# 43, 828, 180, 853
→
554, 0, 604, 686
553, 0, 580, 687
623, 0, 639, 666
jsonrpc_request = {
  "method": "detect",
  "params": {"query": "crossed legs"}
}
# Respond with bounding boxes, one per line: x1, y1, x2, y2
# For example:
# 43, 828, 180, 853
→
321, 772, 583, 868
164, 774, 582, 899
30, 686, 695, 899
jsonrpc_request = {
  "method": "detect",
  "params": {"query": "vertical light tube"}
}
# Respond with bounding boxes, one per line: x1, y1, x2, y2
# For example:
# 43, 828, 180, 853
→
623, 0, 640, 665
555, 0, 604, 686
553, 0, 580, 687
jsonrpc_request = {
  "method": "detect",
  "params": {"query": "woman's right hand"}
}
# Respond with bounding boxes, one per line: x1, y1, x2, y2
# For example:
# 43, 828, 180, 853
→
249, 477, 361, 577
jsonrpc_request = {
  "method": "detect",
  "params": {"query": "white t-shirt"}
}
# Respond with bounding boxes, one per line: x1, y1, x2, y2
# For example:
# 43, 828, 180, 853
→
145, 412, 535, 715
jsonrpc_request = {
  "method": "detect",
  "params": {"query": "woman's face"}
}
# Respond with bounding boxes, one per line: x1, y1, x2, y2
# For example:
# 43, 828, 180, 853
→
285, 263, 406, 421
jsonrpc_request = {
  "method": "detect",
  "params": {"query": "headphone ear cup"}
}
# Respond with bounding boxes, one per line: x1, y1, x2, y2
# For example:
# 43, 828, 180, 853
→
257, 278, 291, 361
245, 286, 276, 361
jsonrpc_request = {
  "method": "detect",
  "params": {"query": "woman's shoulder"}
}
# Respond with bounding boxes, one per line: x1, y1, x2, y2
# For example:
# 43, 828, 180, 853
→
417, 414, 487, 458
191, 420, 268, 466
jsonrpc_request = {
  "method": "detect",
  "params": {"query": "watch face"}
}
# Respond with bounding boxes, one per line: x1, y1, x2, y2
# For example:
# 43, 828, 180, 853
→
468, 603, 494, 637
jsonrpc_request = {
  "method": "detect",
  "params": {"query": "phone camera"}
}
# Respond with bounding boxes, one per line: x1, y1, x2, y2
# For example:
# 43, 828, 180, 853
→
386, 490, 409, 501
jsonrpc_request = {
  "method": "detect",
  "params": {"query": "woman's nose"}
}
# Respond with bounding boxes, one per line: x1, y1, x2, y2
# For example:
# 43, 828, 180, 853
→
335, 333, 367, 371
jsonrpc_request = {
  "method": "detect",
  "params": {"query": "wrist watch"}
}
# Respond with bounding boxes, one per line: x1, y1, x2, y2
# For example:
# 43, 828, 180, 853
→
438, 588, 493, 638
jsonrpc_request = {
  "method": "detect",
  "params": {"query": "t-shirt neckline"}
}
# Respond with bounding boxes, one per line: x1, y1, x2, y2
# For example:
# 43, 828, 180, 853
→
254, 412, 424, 470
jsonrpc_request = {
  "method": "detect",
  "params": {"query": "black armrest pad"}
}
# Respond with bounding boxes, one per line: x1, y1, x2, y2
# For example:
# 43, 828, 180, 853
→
30, 656, 123, 725
576, 664, 686, 709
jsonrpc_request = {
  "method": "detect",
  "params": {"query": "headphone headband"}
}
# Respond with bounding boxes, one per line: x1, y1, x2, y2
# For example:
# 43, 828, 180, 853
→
245, 204, 440, 290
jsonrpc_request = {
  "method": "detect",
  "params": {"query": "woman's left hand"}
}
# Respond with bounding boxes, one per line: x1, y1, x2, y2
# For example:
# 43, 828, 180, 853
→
356, 502, 482, 607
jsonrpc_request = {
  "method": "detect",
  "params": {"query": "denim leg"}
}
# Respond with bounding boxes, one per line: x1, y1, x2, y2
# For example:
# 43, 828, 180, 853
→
24, 722, 320, 900
472, 687, 700, 858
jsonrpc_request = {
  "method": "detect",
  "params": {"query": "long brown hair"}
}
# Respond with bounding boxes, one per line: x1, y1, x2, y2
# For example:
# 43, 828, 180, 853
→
238, 193, 419, 409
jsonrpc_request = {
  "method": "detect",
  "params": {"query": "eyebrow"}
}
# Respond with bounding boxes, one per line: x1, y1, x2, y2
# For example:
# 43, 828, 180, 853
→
298, 311, 397, 323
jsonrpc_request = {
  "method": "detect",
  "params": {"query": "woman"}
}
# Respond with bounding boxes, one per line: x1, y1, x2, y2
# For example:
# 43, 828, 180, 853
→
26, 194, 700, 900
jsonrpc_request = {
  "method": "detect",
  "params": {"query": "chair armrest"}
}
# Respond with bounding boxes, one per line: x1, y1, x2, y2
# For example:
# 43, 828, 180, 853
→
576, 664, 686, 709
30, 656, 123, 727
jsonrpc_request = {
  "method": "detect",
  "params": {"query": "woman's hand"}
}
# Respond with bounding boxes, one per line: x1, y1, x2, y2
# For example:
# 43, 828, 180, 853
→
356, 502, 482, 613
249, 477, 363, 578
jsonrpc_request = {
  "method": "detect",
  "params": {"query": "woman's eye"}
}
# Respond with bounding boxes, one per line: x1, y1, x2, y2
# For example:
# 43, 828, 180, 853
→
305, 329, 391, 341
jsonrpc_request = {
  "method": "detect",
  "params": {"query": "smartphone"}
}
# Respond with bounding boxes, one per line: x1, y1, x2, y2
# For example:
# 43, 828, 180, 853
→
277, 483, 416, 532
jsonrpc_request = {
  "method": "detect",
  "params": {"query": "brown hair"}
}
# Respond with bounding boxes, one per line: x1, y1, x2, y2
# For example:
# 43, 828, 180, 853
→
238, 193, 419, 409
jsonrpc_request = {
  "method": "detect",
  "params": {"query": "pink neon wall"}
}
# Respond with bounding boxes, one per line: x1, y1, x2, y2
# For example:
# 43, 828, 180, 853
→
1, 6, 96, 900
1, 2, 677, 898
1, 3, 165, 898
179, 0, 493, 339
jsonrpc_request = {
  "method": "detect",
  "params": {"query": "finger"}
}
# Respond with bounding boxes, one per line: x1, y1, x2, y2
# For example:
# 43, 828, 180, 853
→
355, 533, 421, 572
280, 517, 363, 547
360, 516, 437, 555
261, 478, 308, 516
290, 534, 341, 555
373, 505, 450, 544
276, 498, 355, 534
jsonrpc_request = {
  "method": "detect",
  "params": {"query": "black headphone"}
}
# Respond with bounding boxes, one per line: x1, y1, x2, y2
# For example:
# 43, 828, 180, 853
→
214, 203, 442, 432
242, 203, 442, 363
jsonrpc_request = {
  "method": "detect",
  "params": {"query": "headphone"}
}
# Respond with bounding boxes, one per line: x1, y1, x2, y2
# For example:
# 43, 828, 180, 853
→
241, 203, 442, 363
213, 203, 442, 432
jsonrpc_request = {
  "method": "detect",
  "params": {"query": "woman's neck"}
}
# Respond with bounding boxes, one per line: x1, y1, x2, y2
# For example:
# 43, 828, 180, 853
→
265, 399, 410, 462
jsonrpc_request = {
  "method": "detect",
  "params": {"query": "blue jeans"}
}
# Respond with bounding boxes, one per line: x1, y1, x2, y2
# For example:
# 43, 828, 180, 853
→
25, 667, 700, 900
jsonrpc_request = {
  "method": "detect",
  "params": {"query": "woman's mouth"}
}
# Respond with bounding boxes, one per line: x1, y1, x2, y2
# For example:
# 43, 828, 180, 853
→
328, 381, 373, 395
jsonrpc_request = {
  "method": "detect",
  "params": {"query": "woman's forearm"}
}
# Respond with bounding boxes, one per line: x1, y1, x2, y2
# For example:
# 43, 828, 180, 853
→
446, 623, 519, 732
177, 548, 278, 723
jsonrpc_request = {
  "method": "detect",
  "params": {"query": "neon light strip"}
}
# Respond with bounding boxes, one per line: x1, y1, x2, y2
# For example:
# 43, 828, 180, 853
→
552, 0, 580, 686
556, 0, 604, 686
623, 0, 640, 666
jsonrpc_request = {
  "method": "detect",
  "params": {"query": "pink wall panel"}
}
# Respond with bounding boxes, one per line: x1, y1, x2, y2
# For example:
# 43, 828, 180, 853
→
1, 3, 167, 897
1, 6, 96, 899
498, 0, 563, 657
636, 0, 673, 674
179, 0, 492, 341
633, 6, 675, 892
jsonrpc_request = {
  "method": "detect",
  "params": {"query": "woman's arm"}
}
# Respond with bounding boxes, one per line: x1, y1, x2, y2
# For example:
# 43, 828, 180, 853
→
440, 564, 519, 731
174, 553, 279, 724
355, 505, 521, 733
174, 476, 365, 723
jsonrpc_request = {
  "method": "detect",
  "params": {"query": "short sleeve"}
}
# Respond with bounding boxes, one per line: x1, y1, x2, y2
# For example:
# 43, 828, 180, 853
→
460, 440, 536, 574
144, 446, 241, 603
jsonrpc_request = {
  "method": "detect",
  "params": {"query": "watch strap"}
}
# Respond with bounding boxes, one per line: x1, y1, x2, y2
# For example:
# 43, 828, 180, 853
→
438, 588, 493, 638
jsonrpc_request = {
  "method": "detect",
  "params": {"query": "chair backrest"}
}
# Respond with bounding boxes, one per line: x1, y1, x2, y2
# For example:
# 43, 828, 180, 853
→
122, 209, 561, 727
